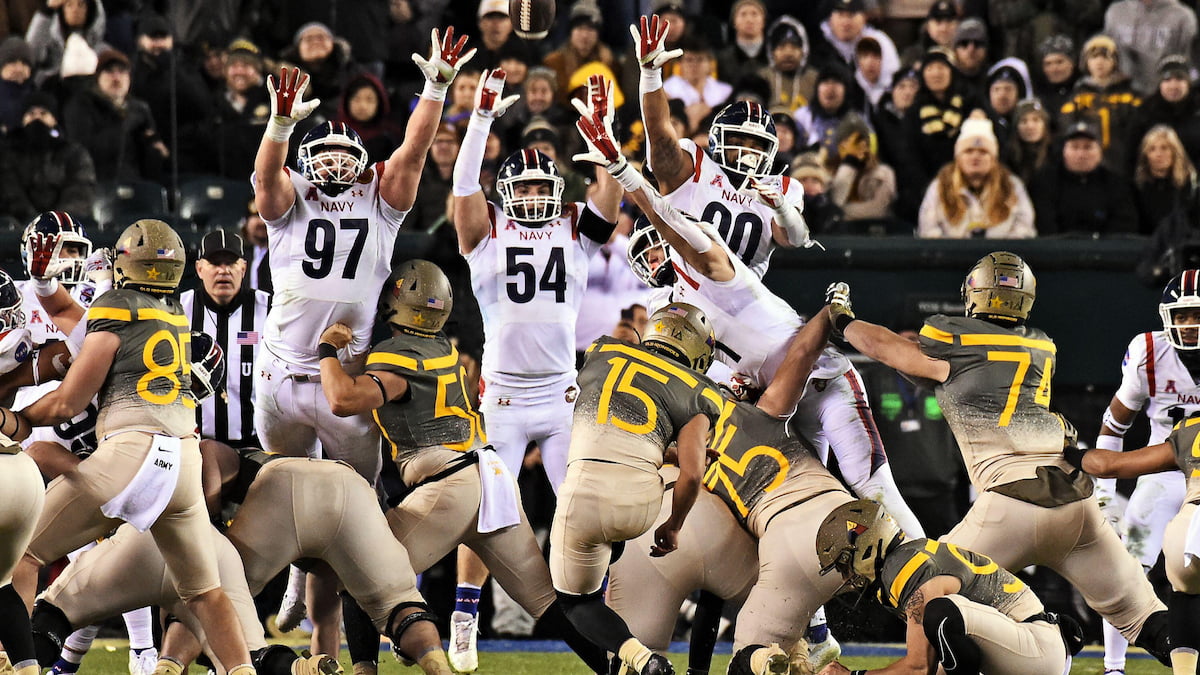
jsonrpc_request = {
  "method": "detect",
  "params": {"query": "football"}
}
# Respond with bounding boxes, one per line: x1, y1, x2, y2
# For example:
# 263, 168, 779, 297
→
510, 0, 555, 40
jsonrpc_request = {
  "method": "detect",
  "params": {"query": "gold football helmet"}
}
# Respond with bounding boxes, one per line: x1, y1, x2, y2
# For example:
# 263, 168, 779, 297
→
962, 251, 1036, 324
642, 302, 715, 372
113, 219, 186, 295
816, 499, 906, 593
381, 259, 453, 332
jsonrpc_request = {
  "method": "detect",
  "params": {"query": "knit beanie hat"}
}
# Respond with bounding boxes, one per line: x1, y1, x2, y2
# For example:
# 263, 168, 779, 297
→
954, 117, 998, 157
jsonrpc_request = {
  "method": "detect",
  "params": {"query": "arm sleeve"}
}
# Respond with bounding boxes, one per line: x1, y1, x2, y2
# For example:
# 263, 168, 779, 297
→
577, 201, 617, 244
452, 114, 491, 197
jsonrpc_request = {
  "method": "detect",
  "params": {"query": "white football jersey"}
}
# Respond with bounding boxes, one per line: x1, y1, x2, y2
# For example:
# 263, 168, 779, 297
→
18, 280, 96, 346
261, 165, 408, 371
662, 138, 804, 279
662, 236, 849, 389
1115, 331, 1200, 443
467, 202, 602, 389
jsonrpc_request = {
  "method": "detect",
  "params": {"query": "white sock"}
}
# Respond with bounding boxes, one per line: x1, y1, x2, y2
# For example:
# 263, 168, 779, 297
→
808, 606, 827, 628
1102, 619, 1129, 671
283, 565, 307, 602
123, 607, 155, 650
62, 626, 100, 663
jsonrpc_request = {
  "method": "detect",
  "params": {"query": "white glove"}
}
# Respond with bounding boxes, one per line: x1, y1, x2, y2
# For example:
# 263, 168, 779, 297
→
85, 247, 113, 284
264, 67, 320, 143
630, 15, 683, 92
412, 26, 477, 102
473, 68, 520, 120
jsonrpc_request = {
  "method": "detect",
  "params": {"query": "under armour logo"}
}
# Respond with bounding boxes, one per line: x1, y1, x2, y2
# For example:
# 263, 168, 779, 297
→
260, 370, 272, 380
350, 189, 365, 197
497, 398, 511, 406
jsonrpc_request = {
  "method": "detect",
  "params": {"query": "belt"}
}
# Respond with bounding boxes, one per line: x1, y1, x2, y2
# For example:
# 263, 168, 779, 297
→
289, 373, 320, 383
408, 450, 481, 491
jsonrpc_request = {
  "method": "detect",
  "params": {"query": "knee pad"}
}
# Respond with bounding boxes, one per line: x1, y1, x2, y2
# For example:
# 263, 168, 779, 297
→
922, 597, 981, 675
30, 600, 72, 668
727, 645, 767, 675
252, 644, 299, 675
385, 601, 438, 663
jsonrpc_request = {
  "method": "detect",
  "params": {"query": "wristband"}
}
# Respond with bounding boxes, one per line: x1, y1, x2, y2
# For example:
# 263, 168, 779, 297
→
833, 312, 857, 334
264, 118, 295, 143
1101, 407, 1133, 435
318, 343, 339, 360
640, 67, 663, 93
421, 79, 449, 102
32, 277, 58, 297
609, 161, 644, 193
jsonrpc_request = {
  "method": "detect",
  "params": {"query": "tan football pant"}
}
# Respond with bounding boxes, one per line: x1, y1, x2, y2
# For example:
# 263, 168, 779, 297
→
1163, 502, 1200, 594
386, 458, 556, 618
608, 470, 759, 650
0, 452, 45, 585
43, 523, 267, 652
226, 457, 424, 631
733, 490, 856, 651
26, 431, 219, 600
944, 491, 1165, 641
941, 594, 1068, 675
551, 461, 664, 596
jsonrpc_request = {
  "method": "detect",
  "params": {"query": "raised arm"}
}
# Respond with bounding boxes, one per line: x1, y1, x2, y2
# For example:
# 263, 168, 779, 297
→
254, 67, 320, 221
632, 15, 693, 193
8, 331, 119, 437
452, 67, 519, 254
573, 79, 733, 282
25, 231, 86, 332
317, 323, 409, 416
833, 294, 951, 383
382, 27, 476, 212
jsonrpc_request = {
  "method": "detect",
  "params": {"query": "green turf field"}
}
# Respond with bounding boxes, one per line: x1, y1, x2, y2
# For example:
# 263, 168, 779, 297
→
76, 640, 1172, 674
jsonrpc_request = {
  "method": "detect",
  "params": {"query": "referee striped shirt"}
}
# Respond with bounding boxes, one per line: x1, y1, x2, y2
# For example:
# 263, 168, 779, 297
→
181, 286, 271, 446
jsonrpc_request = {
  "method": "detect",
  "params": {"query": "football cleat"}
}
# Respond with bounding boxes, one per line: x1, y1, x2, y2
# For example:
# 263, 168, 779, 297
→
129, 648, 159, 675
274, 586, 308, 634
806, 633, 841, 672
448, 610, 479, 673
293, 651, 343, 675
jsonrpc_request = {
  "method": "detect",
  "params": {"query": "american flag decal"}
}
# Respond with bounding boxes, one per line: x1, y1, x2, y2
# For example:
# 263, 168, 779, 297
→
996, 274, 1019, 288
426, 297, 445, 309
156, 248, 176, 258
236, 331, 259, 345
667, 306, 689, 317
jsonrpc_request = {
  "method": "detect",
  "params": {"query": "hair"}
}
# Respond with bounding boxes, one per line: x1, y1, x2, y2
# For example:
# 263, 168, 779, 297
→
935, 158, 1017, 225
1005, 105, 1051, 184
1136, 124, 1196, 187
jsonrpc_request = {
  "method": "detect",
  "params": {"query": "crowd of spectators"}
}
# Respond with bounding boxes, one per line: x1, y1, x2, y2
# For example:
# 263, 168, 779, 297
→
3, 0, 1200, 280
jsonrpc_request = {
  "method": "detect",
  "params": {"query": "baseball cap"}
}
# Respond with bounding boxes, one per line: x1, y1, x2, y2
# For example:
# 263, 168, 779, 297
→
830, 0, 866, 13
928, 0, 958, 20
226, 38, 263, 68
954, 18, 987, 46
1064, 119, 1100, 141
478, 0, 509, 18
200, 230, 245, 262
137, 14, 171, 38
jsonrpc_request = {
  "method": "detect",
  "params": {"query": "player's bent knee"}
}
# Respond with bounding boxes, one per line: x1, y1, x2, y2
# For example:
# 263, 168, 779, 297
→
922, 597, 981, 675
386, 601, 439, 662
30, 600, 73, 667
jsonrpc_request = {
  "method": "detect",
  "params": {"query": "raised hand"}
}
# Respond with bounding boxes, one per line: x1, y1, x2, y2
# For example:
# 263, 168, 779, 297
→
473, 68, 520, 119
746, 176, 786, 210
28, 232, 69, 280
84, 247, 112, 284
630, 15, 682, 71
826, 282, 855, 339
413, 26, 477, 100
265, 67, 319, 142
825, 282, 851, 309
572, 75, 624, 169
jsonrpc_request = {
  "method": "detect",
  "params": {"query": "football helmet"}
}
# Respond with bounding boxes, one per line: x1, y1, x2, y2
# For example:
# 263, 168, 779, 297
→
113, 219, 187, 295
1160, 270, 1200, 350
0, 269, 26, 333
708, 101, 778, 185
298, 121, 369, 197
642, 302, 715, 372
22, 211, 93, 286
627, 216, 677, 289
496, 149, 565, 224
962, 251, 1036, 325
381, 259, 453, 333
816, 499, 906, 594
189, 331, 225, 401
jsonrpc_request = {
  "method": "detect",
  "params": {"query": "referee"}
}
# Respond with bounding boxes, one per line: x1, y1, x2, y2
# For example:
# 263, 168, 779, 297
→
180, 230, 270, 446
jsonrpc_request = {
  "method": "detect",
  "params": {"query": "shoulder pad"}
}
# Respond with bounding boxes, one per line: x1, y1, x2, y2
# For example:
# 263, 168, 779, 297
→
0, 329, 33, 376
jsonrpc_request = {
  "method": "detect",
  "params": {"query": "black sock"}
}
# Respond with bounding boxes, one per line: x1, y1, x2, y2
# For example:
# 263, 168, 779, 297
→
687, 591, 724, 675
556, 590, 635, 655
0, 584, 37, 666
1134, 609, 1173, 667
539, 599, 609, 673
341, 592, 381, 666
922, 597, 981, 675
1171, 593, 1200, 650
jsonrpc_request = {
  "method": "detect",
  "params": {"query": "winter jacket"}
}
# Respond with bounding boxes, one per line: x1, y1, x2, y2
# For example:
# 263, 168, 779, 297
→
63, 85, 163, 182
917, 170, 1036, 238
1029, 159, 1140, 234
814, 21, 901, 88
830, 161, 897, 219
1134, 175, 1198, 234
0, 125, 96, 222
1128, 90, 1200, 168
758, 17, 818, 113
1059, 74, 1142, 170
335, 72, 404, 163
24, 0, 106, 85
